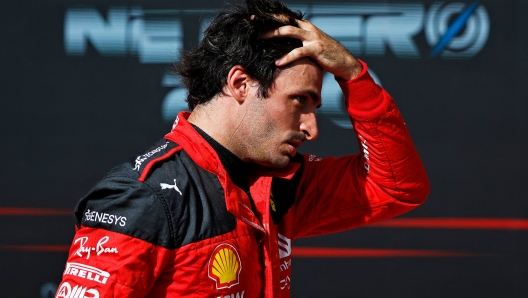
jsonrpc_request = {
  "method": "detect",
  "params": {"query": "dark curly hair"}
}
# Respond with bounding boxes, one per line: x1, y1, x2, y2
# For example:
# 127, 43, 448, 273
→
175, 0, 305, 110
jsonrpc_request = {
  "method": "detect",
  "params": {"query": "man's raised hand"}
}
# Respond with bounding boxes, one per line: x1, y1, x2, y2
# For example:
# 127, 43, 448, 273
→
261, 19, 363, 81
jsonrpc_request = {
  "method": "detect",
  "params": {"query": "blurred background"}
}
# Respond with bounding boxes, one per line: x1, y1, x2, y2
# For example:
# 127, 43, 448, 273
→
1, 0, 527, 297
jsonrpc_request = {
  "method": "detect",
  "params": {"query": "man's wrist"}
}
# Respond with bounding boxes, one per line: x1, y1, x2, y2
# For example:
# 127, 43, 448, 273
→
335, 57, 363, 81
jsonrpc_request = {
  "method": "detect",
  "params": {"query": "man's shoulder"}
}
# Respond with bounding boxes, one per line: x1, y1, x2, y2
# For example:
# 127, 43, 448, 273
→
74, 138, 186, 248
74, 137, 236, 249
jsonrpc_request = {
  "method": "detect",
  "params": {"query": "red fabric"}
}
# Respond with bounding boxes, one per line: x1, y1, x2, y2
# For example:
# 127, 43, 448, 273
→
138, 146, 182, 182
340, 59, 390, 120
57, 61, 429, 297
57, 228, 172, 297
57, 227, 264, 297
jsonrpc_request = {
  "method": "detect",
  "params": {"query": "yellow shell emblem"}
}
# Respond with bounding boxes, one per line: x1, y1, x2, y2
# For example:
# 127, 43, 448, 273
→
208, 243, 242, 289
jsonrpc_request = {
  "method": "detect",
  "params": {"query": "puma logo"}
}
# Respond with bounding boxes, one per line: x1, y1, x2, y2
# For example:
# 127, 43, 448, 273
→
160, 179, 182, 195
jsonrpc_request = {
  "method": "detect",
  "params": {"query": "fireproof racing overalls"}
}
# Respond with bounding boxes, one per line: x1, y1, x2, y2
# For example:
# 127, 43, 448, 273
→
56, 61, 429, 298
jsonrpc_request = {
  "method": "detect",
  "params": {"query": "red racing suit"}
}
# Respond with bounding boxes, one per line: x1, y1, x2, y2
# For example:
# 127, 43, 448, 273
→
56, 61, 429, 298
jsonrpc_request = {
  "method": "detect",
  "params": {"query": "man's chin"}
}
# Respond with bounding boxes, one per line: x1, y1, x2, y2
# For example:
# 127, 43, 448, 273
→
253, 155, 291, 169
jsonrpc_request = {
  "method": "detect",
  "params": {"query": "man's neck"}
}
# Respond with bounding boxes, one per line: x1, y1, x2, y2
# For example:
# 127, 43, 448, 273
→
187, 97, 246, 161
191, 124, 249, 192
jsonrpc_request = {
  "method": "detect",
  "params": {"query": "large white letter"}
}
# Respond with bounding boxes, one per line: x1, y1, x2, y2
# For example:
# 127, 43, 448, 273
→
365, 4, 424, 58
64, 8, 127, 56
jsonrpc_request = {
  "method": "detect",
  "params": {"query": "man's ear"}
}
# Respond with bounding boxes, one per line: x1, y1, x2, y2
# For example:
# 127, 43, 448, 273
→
225, 65, 251, 104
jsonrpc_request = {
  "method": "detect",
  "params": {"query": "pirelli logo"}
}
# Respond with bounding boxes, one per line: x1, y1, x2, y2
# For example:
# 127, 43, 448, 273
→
64, 262, 110, 284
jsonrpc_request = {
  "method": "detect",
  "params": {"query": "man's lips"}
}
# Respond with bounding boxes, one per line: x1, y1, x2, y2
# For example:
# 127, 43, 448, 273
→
288, 139, 303, 148
286, 139, 303, 157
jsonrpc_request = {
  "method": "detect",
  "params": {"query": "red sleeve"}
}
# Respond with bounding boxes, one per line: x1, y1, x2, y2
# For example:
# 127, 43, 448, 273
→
291, 60, 430, 239
55, 227, 173, 298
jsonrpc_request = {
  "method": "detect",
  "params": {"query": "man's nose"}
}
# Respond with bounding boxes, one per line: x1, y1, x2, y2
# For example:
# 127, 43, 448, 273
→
300, 112, 319, 141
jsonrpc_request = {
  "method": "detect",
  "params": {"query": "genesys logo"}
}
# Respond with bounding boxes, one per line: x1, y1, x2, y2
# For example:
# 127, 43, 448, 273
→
55, 282, 99, 298
208, 243, 242, 289
84, 209, 126, 227
73, 236, 119, 260
64, 263, 110, 284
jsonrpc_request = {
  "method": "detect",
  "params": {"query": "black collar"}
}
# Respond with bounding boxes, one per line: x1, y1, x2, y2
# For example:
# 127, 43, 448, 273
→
192, 124, 249, 192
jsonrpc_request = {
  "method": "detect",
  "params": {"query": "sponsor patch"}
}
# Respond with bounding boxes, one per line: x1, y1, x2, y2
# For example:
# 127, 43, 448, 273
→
216, 291, 245, 298
280, 259, 291, 273
84, 209, 126, 227
280, 276, 291, 290
278, 233, 291, 259
64, 263, 110, 284
208, 243, 242, 289
133, 142, 169, 171
55, 281, 99, 298
359, 135, 370, 173
160, 178, 182, 195
73, 236, 118, 260
308, 154, 322, 162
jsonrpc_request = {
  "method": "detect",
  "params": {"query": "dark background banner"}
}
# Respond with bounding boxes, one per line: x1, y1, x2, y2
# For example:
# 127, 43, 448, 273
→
1, 0, 527, 297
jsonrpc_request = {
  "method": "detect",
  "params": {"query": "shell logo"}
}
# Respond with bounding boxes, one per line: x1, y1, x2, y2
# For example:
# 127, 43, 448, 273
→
208, 243, 242, 289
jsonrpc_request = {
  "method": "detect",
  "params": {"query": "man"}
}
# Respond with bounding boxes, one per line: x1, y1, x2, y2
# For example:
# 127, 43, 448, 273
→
56, 0, 429, 297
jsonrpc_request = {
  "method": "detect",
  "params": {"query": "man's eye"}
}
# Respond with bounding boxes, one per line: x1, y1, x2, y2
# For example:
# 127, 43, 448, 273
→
294, 96, 307, 102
